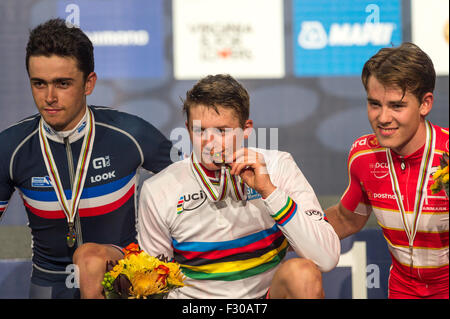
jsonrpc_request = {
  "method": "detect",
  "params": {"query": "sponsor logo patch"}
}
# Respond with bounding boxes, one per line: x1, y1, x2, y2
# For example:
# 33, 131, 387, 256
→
304, 209, 327, 222
369, 162, 389, 179
293, 0, 402, 76
367, 135, 380, 148
93, 156, 111, 169
32, 176, 53, 188
177, 190, 207, 214
247, 187, 262, 201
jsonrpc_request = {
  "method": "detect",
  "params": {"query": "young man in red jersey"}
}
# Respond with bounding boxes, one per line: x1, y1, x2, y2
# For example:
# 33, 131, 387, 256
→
325, 42, 449, 299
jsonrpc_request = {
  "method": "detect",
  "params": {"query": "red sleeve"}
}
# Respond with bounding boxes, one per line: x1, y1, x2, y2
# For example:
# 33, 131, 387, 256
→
340, 161, 364, 212
340, 138, 372, 213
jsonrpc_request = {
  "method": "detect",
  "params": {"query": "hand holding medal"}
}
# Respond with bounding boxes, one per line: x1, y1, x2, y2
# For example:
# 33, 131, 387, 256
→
227, 148, 276, 199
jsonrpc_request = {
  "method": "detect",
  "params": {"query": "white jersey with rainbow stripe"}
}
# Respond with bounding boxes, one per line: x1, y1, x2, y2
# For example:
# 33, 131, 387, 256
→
138, 148, 340, 299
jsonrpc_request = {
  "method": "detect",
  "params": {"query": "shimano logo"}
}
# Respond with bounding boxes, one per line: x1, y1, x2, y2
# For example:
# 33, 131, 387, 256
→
298, 21, 395, 49
85, 30, 149, 46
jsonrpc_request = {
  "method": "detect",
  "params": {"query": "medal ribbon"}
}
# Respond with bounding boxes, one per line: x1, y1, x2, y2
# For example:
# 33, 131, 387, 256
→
38, 108, 95, 233
386, 121, 435, 252
191, 153, 247, 202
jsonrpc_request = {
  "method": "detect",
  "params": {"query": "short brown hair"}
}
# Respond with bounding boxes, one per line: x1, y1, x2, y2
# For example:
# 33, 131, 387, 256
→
361, 42, 435, 102
183, 74, 250, 127
26, 18, 94, 81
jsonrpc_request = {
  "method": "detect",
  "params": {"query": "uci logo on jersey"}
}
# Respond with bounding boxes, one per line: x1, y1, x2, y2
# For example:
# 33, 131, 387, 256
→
177, 190, 207, 214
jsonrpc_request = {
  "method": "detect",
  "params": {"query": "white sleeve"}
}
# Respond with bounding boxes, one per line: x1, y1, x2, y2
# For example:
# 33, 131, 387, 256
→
263, 152, 340, 272
137, 180, 174, 260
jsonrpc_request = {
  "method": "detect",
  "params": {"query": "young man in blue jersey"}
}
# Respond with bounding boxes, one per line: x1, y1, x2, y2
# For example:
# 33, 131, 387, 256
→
0, 18, 174, 298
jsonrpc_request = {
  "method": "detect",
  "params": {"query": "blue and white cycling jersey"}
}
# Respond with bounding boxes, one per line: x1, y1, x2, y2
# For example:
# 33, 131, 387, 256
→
0, 105, 173, 272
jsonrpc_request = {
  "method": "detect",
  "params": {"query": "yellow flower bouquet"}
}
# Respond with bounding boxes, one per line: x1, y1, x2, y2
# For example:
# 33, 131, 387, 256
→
431, 152, 449, 198
101, 243, 186, 299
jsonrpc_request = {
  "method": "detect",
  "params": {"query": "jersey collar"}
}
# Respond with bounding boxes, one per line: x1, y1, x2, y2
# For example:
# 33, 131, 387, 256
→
390, 144, 426, 163
42, 106, 89, 144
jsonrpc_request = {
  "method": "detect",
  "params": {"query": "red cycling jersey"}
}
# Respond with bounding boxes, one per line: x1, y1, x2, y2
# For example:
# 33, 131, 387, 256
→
341, 121, 449, 299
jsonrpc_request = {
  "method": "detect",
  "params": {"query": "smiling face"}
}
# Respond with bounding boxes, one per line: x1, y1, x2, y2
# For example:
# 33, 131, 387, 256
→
187, 104, 253, 171
28, 55, 96, 131
366, 75, 433, 156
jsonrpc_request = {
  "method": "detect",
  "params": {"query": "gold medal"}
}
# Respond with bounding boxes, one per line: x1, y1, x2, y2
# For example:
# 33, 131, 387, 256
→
66, 222, 76, 248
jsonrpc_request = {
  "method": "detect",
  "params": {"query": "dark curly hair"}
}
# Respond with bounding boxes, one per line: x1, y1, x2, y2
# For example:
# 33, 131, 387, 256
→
26, 18, 94, 81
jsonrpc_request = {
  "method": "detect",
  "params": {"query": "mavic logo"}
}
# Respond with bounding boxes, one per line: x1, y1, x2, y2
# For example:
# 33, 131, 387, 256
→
298, 21, 395, 49
93, 156, 111, 169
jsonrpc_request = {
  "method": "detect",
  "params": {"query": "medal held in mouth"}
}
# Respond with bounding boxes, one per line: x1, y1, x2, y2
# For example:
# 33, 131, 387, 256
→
38, 108, 96, 247
191, 151, 247, 202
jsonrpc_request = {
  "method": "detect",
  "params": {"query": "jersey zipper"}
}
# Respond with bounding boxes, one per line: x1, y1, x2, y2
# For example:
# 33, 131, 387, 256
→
398, 157, 414, 273
64, 136, 83, 247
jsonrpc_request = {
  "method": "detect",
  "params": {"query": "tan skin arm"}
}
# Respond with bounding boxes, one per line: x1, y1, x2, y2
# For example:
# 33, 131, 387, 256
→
325, 202, 370, 240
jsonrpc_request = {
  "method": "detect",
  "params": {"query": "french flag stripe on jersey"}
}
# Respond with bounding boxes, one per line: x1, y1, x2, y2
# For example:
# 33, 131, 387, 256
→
21, 173, 136, 219
0, 200, 8, 207
20, 172, 135, 201
0, 201, 7, 214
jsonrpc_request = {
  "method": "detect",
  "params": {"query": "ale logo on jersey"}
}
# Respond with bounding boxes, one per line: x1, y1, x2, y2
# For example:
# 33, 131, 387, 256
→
91, 155, 115, 183
293, 0, 402, 76
93, 156, 111, 170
